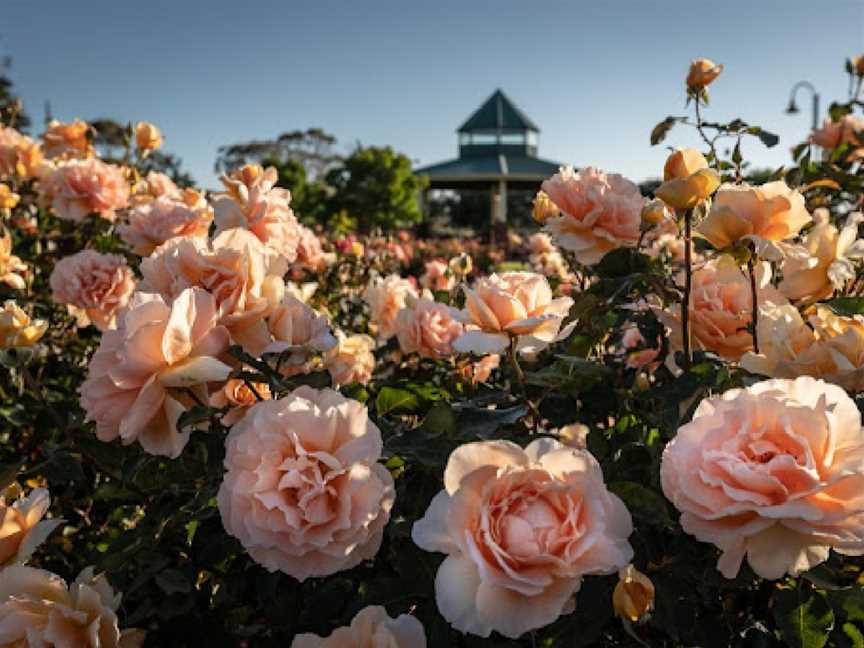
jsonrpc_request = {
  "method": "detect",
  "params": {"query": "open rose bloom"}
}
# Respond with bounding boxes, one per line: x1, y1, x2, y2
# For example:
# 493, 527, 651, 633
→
363, 274, 418, 340
217, 387, 394, 580
412, 439, 633, 638
291, 605, 425, 648
80, 288, 232, 458
0, 229, 27, 290
742, 304, 864, 392
661, 377, 864, 579
0, 565, 143, 647
50, 250, 136, 331
324, 332, 376, 386
39, 158, 130, 222
0, 125, 44, 179
119, 192, 213, 256
541, 166, 643, 265
394, 292, 464, 359
454, 271, 574, 355
0, 487, 62, 567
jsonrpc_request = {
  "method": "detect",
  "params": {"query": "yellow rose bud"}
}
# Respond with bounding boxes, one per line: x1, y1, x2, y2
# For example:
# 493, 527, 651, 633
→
687, 58, 723, 90
449, 253, 473, 277
852, 55, 864, 77
350, 241, 365, 257
0, 301, 47, 350
655, 168, 721, 210
532, 190, 560, 223
613, 565, 655, 623
663, 148, 709, 181
135, 122, 163, 152
641, 199, 668, 227
0, 184, 20, 210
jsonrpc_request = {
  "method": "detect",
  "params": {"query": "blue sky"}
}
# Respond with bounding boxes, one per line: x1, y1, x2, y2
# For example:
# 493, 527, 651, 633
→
3, 0, 862, 188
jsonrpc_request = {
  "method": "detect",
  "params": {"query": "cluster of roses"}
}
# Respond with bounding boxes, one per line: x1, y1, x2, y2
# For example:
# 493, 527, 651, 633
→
1, 53, 864, 647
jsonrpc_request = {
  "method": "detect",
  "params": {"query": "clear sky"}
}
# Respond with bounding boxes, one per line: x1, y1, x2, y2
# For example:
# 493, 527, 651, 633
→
3, 0, 862, 189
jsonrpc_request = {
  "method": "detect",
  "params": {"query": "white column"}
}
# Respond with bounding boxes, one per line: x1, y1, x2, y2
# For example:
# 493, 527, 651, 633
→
496, 179, 508, 224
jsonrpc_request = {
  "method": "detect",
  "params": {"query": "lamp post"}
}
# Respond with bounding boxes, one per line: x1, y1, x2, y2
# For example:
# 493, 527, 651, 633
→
786, 81, 820, 131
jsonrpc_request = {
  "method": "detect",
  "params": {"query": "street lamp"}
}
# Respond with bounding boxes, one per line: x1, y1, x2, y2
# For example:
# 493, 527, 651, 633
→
786, 81, 820, 131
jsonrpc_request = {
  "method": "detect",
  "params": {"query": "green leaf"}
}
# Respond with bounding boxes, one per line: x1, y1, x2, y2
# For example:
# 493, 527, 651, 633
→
375, 386, 421, 416
155, 569, 192, 595
757, 129, 780, 148
841, 622, 864, 648
177, 405, 214, 431
650, 116, 679, 146
453, 403, 527, 440
827, 297, 864, 316
0, 463, 20, 492
608, 481, 673, 528
774, 587, 834, 648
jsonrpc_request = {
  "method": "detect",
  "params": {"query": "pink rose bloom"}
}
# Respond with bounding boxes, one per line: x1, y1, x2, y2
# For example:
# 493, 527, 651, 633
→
621, 326, 661, 371
213, 165, 301, 262
0, 487, 62, 567
470, 353, 499, 384
394, 293, 464, 359
454, 272, 574, 355
80, 288, 232, 458
421, 259, 455, 292
264, 295, 337, 375
295, 225, 336, 272
653, 255, 787, 360
528, 232, 556, 255
542, 166, 643, 265
413, 438, 633, 638
662, 377, 864, 579
217, 387, 395, 580
292, 606, 425, 648
119, 193, 213, 256
0, 565, 143, 647
49, 250, 136, 331
810, 114, 864, 150
363, 274, 418, 340
324, 332, 376, 387
40, 158, 130, 222
140, 229, 284, 356
133, 171, 182, 203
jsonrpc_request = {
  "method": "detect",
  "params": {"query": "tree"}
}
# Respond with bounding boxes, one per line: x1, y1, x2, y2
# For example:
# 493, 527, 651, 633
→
264, 157, 329, 225
0, 57, 30, 129
325, 146, 426, 232
214, 127, 340, 180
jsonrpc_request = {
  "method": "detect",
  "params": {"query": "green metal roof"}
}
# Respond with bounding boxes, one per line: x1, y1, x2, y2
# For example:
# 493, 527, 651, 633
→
415, 154, 561, 183
457, 89, 540, 134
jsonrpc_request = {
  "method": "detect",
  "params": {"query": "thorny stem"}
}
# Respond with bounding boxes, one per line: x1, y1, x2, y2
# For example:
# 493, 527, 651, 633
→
681, 208, 693, 370
747, 252, 760, 354
508, 336, 541, 432
693, 95, 719, 165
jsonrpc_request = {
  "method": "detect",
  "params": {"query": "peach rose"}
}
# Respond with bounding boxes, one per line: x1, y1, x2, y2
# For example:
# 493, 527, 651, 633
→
134, 171, 182, 202
653, 255, 786, 360
741, 304, 864, 392
421, 259, 455, 292
394, 293, 464, 359
217, 387, 395, 580
140, 228, 284, 355
264, 295, 337, 376
532, 190, 560, 223
696, 181, 812, 258
213, 164, 301, 262
119, 193, 213, 256
135, 122, 162, 152
50, 250, 136, 331
42, 118, 94, 159
364, 274, 418, 340
0, 183, 20, 210
0, 487, 62, 567
779, 210, 864, 302
621, 326, 661, 371
0, 229, 27, 290
209, 378, 271, 426
324, 332, 376, 386
40, 158, 130, 222
0, 125, 43, 178
686, 58, 723, 89
528, 232, 556, 255
80, 288, 232, 458
661, 377, 864, 579
664, 148, 709, 181
612, 565, 654, 623
541, 166, 644, 265
0, 565, 143, 647
412, 438, 633, 638
810, 114, 864, 150
454, 272, 574, 355
295, 225, 335, 272
655, 148, 720, 210
292, 606, 425, 648
0, 301, 47, 350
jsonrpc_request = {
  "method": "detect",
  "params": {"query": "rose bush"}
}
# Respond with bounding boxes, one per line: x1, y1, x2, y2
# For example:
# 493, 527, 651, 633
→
2, 52, 864, 648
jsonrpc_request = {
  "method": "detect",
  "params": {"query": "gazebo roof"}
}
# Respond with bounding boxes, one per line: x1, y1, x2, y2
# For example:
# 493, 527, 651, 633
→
458, 89, 540, 134
416, 153, 561, 184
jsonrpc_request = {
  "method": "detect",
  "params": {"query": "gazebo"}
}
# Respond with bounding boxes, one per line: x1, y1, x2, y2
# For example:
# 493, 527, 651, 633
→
415, 89, 563, 230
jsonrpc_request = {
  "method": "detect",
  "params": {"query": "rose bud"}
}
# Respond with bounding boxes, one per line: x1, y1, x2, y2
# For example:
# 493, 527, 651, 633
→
655, 168, 720, 210
663, 148, 708, 181
613, 565, 655, 623
135, 122, 162, 152
532, 190, 560, 223
687, 58, 723, 90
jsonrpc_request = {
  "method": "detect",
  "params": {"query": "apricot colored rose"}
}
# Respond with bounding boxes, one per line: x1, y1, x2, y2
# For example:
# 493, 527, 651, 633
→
0, 125, 44, 178
363, 274, 418, 340
413, 438, 633, 638
542, 166, 644, 265
119, 194, 213, 256
135, 121, 162, 152
0, 487, 62, 567
291, 606, 425, 648
0, 230, 27, 290
217, 387, 394, 580
42, 118, 93, 160
80, 288, 232, 458
50, 250, 136, 331
40, 158, 130, 222
686, 58, 723, 89
394, 293, 464, 359
661, 377, 864, 579
324, 332, 376, 386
